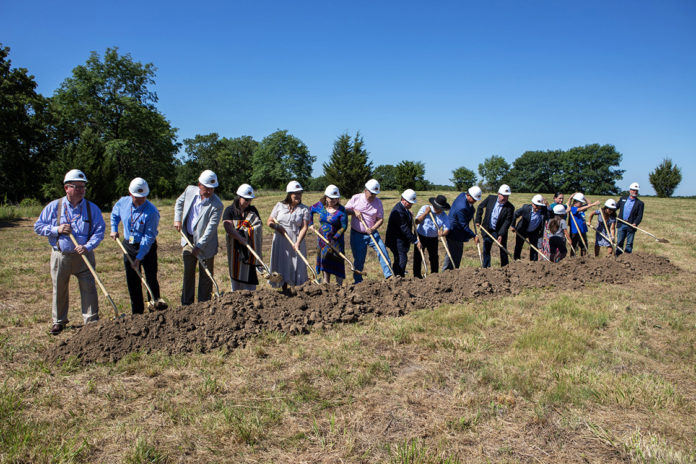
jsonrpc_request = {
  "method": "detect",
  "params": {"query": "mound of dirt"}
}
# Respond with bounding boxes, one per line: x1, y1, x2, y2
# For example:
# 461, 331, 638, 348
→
46, 253, 678, 364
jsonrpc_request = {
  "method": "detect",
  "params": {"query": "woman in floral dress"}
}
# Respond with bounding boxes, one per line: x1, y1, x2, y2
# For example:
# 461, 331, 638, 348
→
310, 185, 348, 284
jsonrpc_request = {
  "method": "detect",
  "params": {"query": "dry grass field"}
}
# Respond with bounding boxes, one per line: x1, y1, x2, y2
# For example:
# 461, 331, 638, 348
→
0, 191, 694, 463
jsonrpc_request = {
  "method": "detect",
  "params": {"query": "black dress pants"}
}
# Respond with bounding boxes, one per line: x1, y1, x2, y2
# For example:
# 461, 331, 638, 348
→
414, 234, 438, 278
123, 240, 161, 314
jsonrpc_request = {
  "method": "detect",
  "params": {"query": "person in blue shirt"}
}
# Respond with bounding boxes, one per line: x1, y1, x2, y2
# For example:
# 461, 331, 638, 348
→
616, 182, 645, 255
34, 169, 105, 335
414, 194, 450, 278
443, 186, 481, 270
110, 177, 164, 314
566, 192, 599, 256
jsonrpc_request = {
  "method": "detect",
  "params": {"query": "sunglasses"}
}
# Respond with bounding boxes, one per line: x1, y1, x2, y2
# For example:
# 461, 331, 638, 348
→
66, 184, 86, 190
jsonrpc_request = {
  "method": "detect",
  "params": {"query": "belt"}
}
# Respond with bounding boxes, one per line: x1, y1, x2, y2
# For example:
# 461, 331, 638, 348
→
351, 228, 367, 235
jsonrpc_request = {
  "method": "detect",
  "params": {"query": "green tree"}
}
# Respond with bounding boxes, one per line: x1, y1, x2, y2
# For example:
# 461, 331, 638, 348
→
47, 47, 179, 206
558, 144, 624, 195
180, 133, 257, 198
649, 158, 682, 197
373, 164, 398, 190
0, 44, 55, 202
395, 160, 428, 191
322, 132, 373, 197
478, 155, 510, 191
506, 150, 563, 193
251, 130, 316, 189
450, 166, 477, 191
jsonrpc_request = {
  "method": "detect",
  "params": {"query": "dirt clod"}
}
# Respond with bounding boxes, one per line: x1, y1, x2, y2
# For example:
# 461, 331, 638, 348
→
45, 253, 677, 364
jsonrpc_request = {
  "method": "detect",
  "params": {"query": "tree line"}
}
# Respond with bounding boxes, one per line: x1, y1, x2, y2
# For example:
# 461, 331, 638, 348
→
1, 45, 682, 208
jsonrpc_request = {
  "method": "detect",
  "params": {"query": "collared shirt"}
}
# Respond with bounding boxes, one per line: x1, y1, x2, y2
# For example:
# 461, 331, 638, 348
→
185, 194, 210, 235
416, 205, 450, 238
623, 197, 635, 221
345, 193, 384, 233
110, 196, 160, 260
490, 200, 504, 229
527, 210, 542, 232
34, 197, 105, 252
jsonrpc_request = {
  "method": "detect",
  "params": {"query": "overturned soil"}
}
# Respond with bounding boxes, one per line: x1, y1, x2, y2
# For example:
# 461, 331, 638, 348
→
46, 253, 678, 364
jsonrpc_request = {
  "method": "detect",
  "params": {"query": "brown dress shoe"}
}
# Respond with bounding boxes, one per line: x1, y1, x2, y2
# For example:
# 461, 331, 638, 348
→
50, 323, 64, 335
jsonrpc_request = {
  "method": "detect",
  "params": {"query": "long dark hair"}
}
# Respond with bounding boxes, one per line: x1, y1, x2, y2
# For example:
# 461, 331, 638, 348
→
283, 191, 303, 206
549, 215, 562, 234
602, 206, 616, 218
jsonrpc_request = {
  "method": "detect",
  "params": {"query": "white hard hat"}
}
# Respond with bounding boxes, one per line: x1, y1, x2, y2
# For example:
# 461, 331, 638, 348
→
286, 180, 303, 193
498, 184, 511, 196
365, 179, 381, 194
572, 192, 587, 204
604, 199, 617, 209
553, 204, 566, 215
63, 169, 88, 184
401, 189, 417, 204
198, 170, 218, 188
128, 177, 149, 197
236, 183, 255, 199
629, 182, 640, 191
324, 184, 340, 199
532, 194, 545, 207
467, 186, 482, 201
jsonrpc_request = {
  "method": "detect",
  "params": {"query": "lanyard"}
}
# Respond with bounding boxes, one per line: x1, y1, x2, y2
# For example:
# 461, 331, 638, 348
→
129, 203, 145, 235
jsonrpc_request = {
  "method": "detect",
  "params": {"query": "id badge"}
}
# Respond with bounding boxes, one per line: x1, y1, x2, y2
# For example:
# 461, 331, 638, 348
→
129, 236, 135, 245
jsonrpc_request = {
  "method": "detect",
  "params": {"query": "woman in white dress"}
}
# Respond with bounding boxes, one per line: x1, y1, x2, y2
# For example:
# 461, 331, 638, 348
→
267, 181, 311, 291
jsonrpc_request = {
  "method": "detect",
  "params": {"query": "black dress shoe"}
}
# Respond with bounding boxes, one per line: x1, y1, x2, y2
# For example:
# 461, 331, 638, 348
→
50, 323, 64, 335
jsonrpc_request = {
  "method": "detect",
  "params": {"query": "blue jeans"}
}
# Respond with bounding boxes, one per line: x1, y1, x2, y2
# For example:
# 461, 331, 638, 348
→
616, 224, 636, 255
350, 230, 393, 283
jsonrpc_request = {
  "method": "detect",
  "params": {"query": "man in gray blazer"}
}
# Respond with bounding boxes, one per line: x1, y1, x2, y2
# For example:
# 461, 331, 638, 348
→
174, 170, 224, 305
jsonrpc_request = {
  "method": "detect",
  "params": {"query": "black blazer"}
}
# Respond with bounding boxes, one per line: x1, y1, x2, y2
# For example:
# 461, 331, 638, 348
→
475, 195, 515, 238
617, 196, 644, 226
513, 204, 549, 237
385, 201, 417, 247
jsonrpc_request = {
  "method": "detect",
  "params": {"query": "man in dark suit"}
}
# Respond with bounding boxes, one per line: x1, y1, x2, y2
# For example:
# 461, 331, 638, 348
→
616, 182, 645, 255
512, 194, 549, 261
385, 189, 421, 277
475, 184, 515, 268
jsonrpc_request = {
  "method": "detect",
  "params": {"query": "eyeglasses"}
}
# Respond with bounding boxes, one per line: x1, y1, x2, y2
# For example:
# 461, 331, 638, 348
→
66, 184, 86, 190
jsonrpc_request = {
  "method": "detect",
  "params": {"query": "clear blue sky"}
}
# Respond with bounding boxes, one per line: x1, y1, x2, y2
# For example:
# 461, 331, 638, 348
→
3, 0, 695, 195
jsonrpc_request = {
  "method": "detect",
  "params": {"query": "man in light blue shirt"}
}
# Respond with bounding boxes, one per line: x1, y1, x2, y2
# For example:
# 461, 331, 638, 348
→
34, 169, 105, 335
111, 177, 165, 314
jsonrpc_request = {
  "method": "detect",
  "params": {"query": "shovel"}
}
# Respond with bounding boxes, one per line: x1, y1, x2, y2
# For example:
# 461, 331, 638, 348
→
114, 238, 167, 311
411, 218, 427, 278
515, 231, 551, 262
479, 225, 514, 259
472, 223, 484, 267
428, 210, 456, 268
308, 225, 365, 276
568, 208, 589, 252
586, 221, 625, 254
271, 218, 321, 284
616, 217, 669, 243
68, 233, 120, 318
357, 215, 394, 276
178, 229, 222, 298
242, 241, 284, 284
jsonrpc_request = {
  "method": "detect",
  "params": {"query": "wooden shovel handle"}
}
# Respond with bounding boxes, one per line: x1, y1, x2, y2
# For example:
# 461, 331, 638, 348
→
357, 215, 394, 275
428, 210, 455, 268
115, 237, 156, 303
178, 229, 221, 297
271, 218, 320, 282
309, 226, 364, 275
68, 233, 119, 317
479, 225, 513, 257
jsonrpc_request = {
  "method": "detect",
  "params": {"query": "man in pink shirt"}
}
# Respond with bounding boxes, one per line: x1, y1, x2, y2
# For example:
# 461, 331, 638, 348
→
345, 179, 393, 283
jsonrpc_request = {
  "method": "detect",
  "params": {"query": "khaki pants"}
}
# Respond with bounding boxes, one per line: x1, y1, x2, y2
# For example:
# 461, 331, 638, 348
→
50, 250, 99, 325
